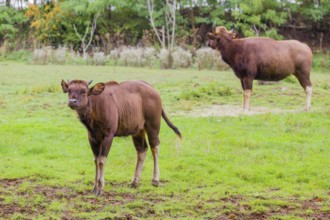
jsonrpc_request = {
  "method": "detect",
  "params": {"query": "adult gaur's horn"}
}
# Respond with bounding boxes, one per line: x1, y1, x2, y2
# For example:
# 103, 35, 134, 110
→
215, 26, 224, 34
87, 80, 93, 85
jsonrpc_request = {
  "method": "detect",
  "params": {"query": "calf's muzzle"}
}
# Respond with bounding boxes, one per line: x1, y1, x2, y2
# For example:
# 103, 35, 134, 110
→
68, 99, 78, 108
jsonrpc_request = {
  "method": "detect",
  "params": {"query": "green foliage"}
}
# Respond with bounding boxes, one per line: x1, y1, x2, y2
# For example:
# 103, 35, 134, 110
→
0, 7, 28, 42
3, 50, 31, 62
312, 53, 330, 71
232, 0, 287, 39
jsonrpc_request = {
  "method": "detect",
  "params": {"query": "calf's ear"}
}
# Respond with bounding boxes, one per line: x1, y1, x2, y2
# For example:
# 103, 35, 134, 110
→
88, 83, 105, 96
61, 79, 69, 93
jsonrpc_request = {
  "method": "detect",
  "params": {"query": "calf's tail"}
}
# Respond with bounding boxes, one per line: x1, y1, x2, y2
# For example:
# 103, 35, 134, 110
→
162, 109, 182, 139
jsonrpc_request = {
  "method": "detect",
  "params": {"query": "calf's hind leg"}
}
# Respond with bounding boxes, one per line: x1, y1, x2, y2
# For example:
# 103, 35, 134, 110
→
131, 130, 148, 188
145, 124, 161, 187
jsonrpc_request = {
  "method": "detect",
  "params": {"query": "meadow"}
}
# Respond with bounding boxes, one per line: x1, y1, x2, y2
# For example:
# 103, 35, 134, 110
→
0, 62, 329, 219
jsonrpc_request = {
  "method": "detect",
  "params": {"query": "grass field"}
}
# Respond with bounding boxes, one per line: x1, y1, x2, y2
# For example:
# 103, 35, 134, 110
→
0, 62, 330, 219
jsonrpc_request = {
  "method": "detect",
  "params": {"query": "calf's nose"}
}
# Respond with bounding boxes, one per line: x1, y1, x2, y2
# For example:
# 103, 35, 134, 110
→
68, 99, 78, 104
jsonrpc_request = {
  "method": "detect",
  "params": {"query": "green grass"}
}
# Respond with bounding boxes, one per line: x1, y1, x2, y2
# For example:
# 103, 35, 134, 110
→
0, 62, 330, 219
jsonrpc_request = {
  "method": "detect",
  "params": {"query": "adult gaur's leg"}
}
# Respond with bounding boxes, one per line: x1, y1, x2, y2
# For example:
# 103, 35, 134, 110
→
131, 130, 148, 188
241, 77, 253, 111
295, 70, 312, 111
145, 122, 161, 187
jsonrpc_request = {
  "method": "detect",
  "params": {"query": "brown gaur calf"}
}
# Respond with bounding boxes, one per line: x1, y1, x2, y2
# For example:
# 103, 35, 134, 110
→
61, 79, 181, 195
207, 26, 313, 111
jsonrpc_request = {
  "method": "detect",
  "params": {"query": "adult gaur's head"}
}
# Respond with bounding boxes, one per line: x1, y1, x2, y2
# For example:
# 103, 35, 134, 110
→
207, 26, 237, 49
61, 79, 105, 110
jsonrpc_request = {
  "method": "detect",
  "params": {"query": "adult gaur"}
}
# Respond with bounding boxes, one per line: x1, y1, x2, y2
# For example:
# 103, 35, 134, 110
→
207, 26, 313, 111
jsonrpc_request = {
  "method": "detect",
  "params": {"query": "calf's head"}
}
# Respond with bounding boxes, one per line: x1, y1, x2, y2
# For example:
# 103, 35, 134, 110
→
207, 26, 237, 49
61, 79, 105, 110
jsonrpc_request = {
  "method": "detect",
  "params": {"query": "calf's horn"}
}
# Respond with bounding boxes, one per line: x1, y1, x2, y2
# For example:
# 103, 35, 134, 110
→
88, 80, 93, 85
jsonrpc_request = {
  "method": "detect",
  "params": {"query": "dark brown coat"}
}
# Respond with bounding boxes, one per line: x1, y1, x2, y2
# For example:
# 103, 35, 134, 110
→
61, 79, 181, 195
207, 26, 313, 111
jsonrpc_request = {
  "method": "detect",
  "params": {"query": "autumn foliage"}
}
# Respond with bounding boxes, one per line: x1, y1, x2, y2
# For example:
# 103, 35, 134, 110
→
25, 2, 63, 44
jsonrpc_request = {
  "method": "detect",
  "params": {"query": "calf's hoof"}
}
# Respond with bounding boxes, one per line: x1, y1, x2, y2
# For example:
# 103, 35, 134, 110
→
152, 179, 159, 187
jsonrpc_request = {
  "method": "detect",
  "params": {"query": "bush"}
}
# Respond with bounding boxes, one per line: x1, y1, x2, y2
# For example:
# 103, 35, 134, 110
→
32, 47, 52, 65
143, 47, 158, 68
108, 48, 120, 65
93, 52, 106, 66
119, 47, 145, 67
172, 47, 192, 69
52, 46, 66, 64
195, 47, 229, 70
5, 50, 31, 62
159, 48, 170, 69
312, 53, 330, 70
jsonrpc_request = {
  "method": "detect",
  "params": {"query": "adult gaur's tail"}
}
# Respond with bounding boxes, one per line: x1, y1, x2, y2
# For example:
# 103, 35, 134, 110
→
162, 109, 182, 139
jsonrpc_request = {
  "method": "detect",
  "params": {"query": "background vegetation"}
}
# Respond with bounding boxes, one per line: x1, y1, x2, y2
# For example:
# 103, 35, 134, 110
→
1, 0, 330, 68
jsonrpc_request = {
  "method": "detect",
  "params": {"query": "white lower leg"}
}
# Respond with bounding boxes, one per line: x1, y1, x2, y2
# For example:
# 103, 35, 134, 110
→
97, 156, 107, 195
305, 86, 312, 111
93, 158, 99, 193
151, 145, 160, 185
132, 151, 147, 185
243, 90, 251, 111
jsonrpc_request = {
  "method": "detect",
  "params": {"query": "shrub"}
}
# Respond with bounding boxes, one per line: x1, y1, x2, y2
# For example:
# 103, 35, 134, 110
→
108, 48, 120, 65
93, 52, 106, 66
32, 47, 52, 65
172, 47, 192, 69
159, 48, 170, 69
312, 53, 330, 70
119, 47, 145, 67
195, 47, 228, 70
52, 46, 66, 64
143, 47, 158, 68
5, 50, 31, 62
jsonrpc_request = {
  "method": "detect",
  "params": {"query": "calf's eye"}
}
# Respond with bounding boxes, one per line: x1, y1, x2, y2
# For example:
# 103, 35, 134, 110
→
81, 89, 86, 94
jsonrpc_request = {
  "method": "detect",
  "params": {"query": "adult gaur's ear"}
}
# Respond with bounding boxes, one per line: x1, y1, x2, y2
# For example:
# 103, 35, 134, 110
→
207, 33, 216, 40
231, 32, 238, 39
61, 79, 69, 93
88, 83, 105, 96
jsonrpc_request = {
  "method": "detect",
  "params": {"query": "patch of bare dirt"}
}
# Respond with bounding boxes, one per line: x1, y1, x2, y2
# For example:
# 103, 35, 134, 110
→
1, 178, 329, 219
177, 104, 298, 117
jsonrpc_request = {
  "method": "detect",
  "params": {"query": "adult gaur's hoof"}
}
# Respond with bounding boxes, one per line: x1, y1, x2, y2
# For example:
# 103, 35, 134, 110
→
93, 187, 104, 196
130, 181, 139, 188
152, 179, 159, 187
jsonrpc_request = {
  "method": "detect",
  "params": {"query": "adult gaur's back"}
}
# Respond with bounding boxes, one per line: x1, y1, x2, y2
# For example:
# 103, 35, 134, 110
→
61, 79, 181, 195
208, 26, 313, 111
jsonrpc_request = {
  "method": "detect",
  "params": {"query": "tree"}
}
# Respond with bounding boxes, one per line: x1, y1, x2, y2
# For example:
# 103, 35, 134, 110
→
147, 0, 177, 50
0, 6, 28, 49
230, 0, 288, 39
25, 1, 65, 46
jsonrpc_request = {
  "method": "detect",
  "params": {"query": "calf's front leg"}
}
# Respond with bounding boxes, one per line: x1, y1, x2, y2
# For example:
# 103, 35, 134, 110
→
91, 135, 113, 196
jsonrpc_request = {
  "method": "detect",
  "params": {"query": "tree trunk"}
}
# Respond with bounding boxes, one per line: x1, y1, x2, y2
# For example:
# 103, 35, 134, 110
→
6, 0, 11, 7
